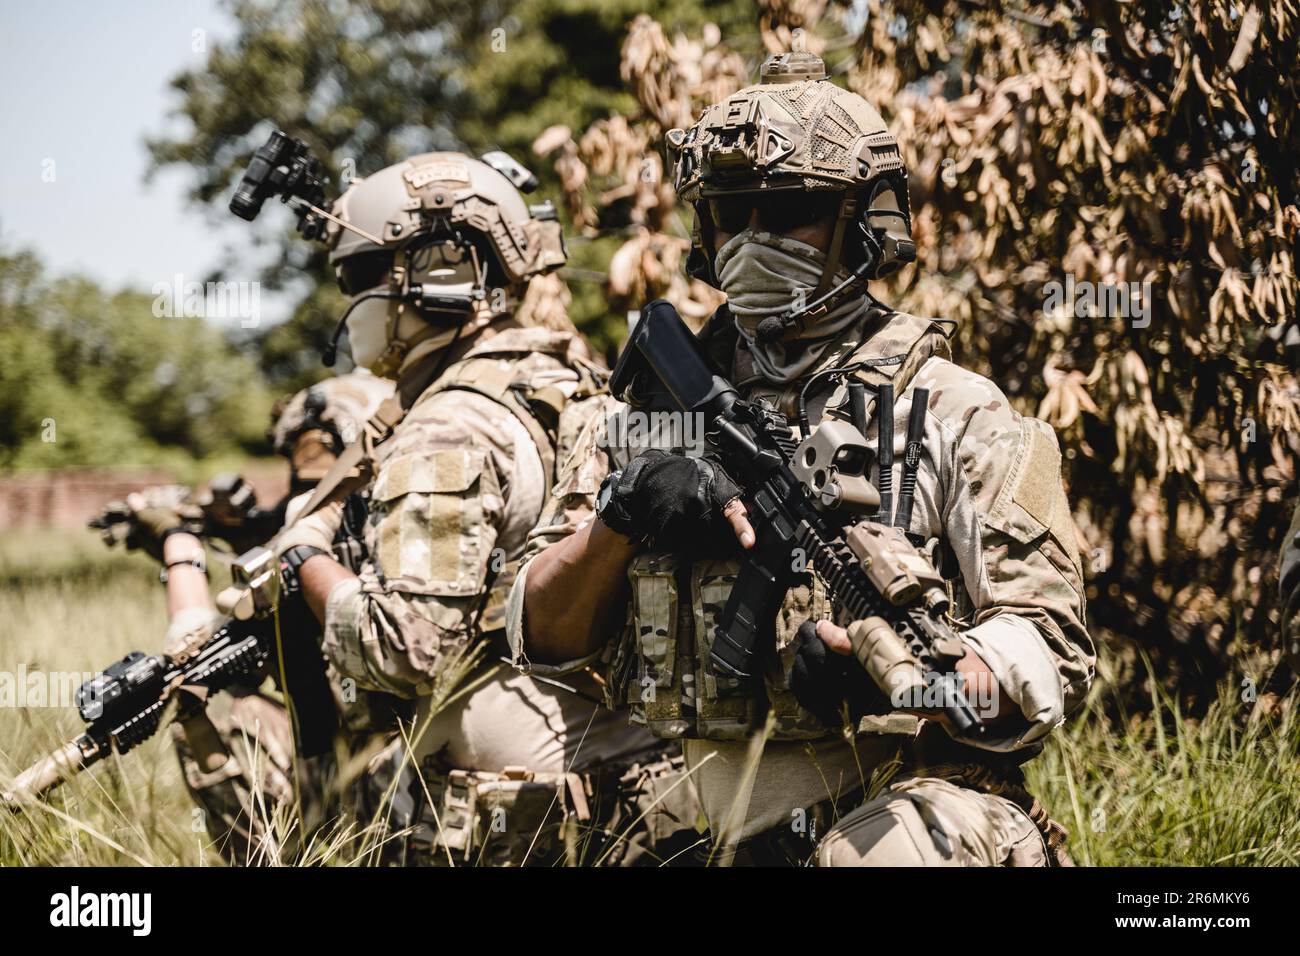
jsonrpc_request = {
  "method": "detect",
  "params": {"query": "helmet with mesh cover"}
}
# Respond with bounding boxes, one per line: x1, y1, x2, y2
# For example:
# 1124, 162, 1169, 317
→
667, 51, 915, 298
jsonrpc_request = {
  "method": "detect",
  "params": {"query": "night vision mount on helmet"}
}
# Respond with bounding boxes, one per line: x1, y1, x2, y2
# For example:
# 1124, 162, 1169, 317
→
229, 128, 567, 370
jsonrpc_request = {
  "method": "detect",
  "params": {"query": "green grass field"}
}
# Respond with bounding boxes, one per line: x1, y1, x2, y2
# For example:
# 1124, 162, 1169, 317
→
1, 529, 1296, 866
0, 530, 212, 865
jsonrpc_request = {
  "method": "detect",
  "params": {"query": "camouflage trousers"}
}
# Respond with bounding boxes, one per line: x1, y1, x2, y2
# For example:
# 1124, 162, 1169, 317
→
355, 742, 706, 867
727, 766, 1067, 867
815, 774, 1050, 866
174, 694, 705, 867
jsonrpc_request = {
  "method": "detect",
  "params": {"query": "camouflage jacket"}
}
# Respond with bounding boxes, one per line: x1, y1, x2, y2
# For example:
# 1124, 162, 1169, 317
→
508, 304, 1094, 754
322, 326, 607, 698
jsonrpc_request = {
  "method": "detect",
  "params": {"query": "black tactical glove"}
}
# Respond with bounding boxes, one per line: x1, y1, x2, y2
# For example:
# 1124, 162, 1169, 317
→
595, 449, 743, 554
789, 619, 884, 729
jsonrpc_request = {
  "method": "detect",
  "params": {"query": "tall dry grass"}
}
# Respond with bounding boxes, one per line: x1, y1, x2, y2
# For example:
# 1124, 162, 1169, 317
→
1028, 666, 1300, 866
1, 530, 1296, 866
0, 530, 205, 865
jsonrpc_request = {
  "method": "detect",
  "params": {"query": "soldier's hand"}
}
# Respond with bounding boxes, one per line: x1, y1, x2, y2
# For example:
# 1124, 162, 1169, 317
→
812, 619, 1011, 733
789, 619, 880, 729
95, 486, 202, 562
596, 449, 754, 554
274, 493, 344, 561
89, 499, 134, 548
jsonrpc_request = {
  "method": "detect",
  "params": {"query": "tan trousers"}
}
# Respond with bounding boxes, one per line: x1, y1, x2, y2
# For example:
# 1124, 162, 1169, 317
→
816, 775, 1048, 867
171, 692, 304, 864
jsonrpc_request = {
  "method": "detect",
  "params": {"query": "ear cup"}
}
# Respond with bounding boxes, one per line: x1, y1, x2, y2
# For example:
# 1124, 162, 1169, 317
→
687, 204, 721, 287
855, 174, 914, 280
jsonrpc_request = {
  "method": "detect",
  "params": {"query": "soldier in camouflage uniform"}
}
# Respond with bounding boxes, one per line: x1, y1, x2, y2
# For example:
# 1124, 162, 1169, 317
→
270, 372, 396, 496
272, 149, 700, 866
510, 53, 1093, 866
92, 370, 394, 862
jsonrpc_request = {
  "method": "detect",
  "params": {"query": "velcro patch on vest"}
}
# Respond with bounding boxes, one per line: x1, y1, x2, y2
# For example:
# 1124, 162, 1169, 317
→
373, 448, 489, 595
373, 448, 481, 501
1012, 421, 1062, 530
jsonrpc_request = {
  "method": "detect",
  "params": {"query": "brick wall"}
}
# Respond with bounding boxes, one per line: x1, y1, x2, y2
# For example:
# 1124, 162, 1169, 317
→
0, 465, 290, 531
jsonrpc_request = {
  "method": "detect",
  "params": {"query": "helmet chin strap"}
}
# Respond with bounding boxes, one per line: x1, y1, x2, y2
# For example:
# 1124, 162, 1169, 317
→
814, 193, 858, 299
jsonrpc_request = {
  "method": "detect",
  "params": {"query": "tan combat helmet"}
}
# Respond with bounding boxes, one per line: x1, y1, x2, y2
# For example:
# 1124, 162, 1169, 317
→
270, 370, 394, 485
667, 52, 915, 335
321, 151, 567, 374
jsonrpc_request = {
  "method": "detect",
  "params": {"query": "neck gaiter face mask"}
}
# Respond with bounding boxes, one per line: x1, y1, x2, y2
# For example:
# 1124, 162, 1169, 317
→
714, 229, 867, 383
344, 293, 396, 373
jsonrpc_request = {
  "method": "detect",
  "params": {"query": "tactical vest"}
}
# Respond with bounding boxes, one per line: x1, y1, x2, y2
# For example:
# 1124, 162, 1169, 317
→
421, 331, 607, 633
614, 308, 955, 742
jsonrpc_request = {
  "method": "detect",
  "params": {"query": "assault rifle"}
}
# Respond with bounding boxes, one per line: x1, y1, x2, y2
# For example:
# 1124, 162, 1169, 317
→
611, 300, 983, 735
3, 549, 338, 804
3, 619, 274, 802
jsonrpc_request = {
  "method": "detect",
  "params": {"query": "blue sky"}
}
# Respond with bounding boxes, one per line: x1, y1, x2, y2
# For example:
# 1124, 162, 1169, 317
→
0, 1, 293, 319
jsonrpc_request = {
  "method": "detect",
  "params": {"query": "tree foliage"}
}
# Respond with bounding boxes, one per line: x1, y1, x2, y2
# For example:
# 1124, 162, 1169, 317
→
536, 0, 1300, 707
0, 248, 274, 469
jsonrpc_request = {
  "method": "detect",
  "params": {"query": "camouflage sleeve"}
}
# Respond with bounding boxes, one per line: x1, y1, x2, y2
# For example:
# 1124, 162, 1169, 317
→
323, 389, 544, 697
505, 394, 621, 677
917, 358, 1094, 752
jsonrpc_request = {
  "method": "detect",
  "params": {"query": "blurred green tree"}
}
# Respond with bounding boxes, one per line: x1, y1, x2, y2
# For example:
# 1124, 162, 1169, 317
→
0, 247, 274, 469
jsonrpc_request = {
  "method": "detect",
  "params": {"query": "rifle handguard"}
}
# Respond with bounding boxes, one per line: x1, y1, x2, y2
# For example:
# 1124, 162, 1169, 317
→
3, 739, 91, 805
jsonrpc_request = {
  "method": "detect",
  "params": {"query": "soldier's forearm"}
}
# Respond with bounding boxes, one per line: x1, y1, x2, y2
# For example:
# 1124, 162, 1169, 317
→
300, 554, 356, 624
952, 648, 1017, 731
162, 532, 212, 617
523, 517, 638, 663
